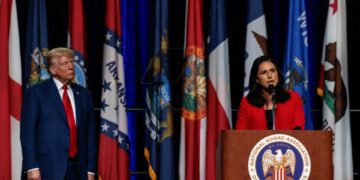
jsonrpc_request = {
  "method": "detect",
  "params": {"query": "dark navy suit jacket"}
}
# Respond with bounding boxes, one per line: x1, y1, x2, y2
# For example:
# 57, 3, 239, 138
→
20, 79, 97, 180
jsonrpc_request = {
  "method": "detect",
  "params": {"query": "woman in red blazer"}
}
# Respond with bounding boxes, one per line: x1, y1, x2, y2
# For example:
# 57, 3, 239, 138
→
236, 56, 305, 130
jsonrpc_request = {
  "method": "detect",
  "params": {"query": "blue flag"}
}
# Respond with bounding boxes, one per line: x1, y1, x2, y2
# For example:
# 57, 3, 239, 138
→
144, 0, 174, 179
243, 0, 268, 95
283, 0, 313, 129
121, 0, 138, 178
24, 0, 50, 87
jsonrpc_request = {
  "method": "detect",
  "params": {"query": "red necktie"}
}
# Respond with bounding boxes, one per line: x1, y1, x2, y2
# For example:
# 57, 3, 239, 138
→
62, 85, 77, 157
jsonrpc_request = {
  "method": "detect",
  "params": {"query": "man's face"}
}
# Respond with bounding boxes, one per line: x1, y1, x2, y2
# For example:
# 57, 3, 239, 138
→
256, 61, 279, 89
50, 55, 75, 84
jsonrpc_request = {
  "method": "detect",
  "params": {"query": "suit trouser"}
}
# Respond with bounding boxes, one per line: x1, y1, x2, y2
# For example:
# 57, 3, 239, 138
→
64, 156, 79, 180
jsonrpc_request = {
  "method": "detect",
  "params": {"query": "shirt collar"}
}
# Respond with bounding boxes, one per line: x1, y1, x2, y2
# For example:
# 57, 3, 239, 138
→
53, 77, 70, 91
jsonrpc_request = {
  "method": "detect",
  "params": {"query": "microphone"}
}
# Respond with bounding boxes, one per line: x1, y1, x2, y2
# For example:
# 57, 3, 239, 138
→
268, 84, 276, 95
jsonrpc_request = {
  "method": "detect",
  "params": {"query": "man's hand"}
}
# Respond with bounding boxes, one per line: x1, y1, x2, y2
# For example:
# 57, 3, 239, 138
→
87, 173, 95, 180
27, 169, 41, 180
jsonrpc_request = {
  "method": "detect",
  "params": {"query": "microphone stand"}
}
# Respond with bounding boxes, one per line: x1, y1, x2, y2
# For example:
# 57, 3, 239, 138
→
271, 93, 276, 130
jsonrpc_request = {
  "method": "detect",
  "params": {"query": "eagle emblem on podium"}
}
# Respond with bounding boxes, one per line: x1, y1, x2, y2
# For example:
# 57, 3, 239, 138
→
262, 149, 296, 179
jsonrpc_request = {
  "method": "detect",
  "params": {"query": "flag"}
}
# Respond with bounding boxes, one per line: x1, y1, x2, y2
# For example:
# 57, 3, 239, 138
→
179, 0, 207, 179
98, 0, 130, 179
283, 0, 313, 129
144, 0, 175, 179
243, 0, 268, 95
68, 0, 87, 87
121, 0, 139, 178
0, 0, 22, 179
24, 0, 50, 87
205, 0, 232, 179
318, 0, 353, 179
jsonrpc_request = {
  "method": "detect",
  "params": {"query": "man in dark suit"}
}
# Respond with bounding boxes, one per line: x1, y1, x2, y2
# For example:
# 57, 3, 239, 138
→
20, 47, 97, 180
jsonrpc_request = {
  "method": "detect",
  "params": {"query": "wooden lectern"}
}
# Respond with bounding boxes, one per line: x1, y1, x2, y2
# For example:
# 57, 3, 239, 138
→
218, 130, 333, 180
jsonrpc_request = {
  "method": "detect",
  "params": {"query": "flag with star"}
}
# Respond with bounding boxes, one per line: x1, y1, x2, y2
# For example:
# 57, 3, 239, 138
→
206, 0, 232, 179
98, 0, 130, 179
243, 0, 268, 95
144, 0, 175, 179
318, 0, 353, 179
67, 0, 87, 87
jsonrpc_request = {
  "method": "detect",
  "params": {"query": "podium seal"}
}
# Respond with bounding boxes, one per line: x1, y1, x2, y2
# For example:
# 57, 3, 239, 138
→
248, 134, 311, 180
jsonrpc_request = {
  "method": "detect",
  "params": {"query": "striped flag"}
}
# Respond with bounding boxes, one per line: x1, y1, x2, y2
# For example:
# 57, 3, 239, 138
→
179, 0, 207, 179
144, 0, 175, 179
283, 0, 313, 129
318, 0, 353, 179
68, 0, 87, 87
98, 0, 130, 179
24, 0, 50, 87
205, 0, 232, 179
0, 0, 22, 179
243, 0, 268, 95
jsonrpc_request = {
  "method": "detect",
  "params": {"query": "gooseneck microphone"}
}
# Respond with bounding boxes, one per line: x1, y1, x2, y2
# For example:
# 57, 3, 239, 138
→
268, 84, 276, 95
268, 85, 276, 130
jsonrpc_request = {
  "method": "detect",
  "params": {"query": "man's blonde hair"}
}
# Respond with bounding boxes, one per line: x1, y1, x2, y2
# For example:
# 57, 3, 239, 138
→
46, 47, 74, 73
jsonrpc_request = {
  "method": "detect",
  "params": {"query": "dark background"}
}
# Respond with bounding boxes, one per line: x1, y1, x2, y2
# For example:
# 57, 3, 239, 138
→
15, 0, 359, 178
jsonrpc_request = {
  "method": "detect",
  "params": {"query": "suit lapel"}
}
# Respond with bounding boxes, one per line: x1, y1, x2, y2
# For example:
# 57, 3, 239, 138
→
71, 84, 82, 130
47, 79, 68, 125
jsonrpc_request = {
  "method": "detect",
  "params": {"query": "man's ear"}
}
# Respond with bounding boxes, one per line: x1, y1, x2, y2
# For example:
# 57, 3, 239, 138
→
49, 66, 56, 76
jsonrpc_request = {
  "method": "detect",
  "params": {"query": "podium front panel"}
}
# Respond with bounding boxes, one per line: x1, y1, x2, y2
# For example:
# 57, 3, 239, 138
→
218, 130, 333, 180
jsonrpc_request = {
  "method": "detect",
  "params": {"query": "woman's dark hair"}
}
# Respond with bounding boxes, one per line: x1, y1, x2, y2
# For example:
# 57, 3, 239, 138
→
247, 56, 290, 107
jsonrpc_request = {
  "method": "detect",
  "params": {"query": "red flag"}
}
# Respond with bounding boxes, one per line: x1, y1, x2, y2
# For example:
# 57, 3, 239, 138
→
180, 0, 207, 179
68, 0, 87, 87
0, 0, 22, 179
68, 0, 86, 54
206, 0, 232, 179
98, 0, 130, 179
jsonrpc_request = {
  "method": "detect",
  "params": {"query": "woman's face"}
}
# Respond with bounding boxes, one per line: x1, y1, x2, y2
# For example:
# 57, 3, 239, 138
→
256, 61, 279, 89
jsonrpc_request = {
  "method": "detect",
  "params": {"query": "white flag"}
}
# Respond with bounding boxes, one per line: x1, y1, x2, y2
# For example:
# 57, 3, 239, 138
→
319, 0, 353, 179
243, 0, 268, 95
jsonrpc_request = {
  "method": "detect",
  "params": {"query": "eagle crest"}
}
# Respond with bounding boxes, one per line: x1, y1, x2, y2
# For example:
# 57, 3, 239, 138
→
262, 149, 296, 177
